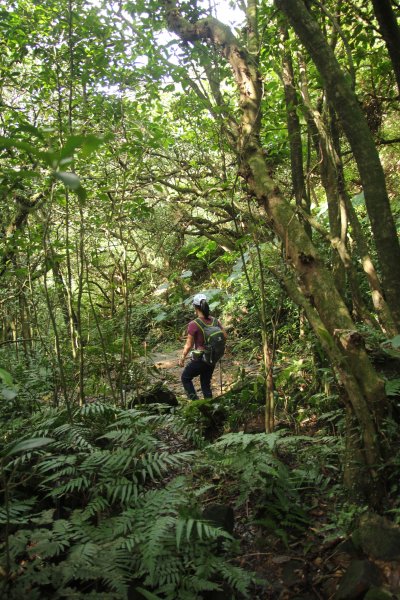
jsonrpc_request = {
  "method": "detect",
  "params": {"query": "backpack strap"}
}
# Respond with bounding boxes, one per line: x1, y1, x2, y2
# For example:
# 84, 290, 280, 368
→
195, 317, 217, 332
194, 318, 205, 335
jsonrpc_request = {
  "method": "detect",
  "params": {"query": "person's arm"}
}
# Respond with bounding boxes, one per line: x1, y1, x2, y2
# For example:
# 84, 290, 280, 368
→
179, 333, 194, 367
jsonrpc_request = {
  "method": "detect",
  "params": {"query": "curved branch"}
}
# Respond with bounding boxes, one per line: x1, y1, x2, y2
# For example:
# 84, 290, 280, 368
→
162, 0, 262, 150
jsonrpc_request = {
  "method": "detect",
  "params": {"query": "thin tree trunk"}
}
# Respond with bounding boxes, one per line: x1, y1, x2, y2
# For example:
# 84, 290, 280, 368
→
76, 205, 85, 406
161, 1, 388, 502
234, 208, 275, 433
257, 247, 275, 433
274, 268, 382, 503
275, 0, 400, 328
298, 58, 355, 305
371, 0, 400, 95
85, 256, 118, 405
329, 111, 399, 336
0, 194, 44, 278
279, 20, 311, 237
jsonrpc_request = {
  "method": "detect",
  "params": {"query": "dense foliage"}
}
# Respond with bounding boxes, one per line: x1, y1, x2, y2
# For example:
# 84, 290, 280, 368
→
1, 0, 400, 597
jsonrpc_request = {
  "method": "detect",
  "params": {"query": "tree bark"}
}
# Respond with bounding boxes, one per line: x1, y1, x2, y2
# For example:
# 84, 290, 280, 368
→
297, 59, 391, 329
275, 268, 382, 503
161, 0, 388, 501
329, 111, 399, 336
275, 0, 400, 329
279, 21, 311, 236
371, 0, 400, 95
0, 194, 43, 277
298, 57, 345, 294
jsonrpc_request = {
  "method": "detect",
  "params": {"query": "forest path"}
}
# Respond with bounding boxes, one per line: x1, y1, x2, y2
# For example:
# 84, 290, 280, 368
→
147, 346, 259, 398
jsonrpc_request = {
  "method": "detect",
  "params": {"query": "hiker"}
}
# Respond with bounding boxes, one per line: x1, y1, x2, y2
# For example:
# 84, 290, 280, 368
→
179, 293, 227, 399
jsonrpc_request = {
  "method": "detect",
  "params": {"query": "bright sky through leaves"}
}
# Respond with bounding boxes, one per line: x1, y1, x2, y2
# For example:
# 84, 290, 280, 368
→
210, 0, 245, 26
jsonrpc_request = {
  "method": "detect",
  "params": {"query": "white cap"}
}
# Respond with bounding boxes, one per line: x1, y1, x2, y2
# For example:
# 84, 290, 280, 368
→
192, 293, 207, 306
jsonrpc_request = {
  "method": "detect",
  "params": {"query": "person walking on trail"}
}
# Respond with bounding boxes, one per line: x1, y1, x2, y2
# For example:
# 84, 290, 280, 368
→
179, 293, 227, 400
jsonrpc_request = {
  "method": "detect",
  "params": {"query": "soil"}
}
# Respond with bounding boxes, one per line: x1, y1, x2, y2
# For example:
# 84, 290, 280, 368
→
147, 346, 259, 398
139, 347, 399, 599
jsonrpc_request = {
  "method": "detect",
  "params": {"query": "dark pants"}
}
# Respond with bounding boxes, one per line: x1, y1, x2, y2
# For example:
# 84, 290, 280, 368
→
181, 358, 215, 399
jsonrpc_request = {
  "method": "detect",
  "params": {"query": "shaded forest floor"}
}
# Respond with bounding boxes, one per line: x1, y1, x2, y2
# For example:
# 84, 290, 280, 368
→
137, 347, 400, 599
148, 346, 259, 399
4, 347, 399, 599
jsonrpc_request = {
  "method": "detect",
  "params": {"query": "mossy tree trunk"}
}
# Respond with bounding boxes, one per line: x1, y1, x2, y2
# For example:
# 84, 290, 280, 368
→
275, 0, 400, 330
161, 0, 389, 504
279, 20, 311, 237
297, 58, 395, 331
298, 58, 346, 297
276, 269, 381, 503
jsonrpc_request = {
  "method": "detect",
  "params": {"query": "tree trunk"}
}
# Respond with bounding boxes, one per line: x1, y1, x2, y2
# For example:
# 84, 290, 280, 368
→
279, 21, 311, 237
0, 194, 43, 278
275, 0, 400, 329
298, 61, 345, 294
161, 0, 388, 502
330, 111, 399, 336
371, 0, 400, 95
298, 58, 381, 322
276, 269, 382, 504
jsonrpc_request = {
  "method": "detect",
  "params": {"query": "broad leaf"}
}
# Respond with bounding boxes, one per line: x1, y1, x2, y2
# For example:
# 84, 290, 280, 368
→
5, 437, 54, 457
0, 368, 13, 385
136, 588, 163, 600
54, 171, 81, 190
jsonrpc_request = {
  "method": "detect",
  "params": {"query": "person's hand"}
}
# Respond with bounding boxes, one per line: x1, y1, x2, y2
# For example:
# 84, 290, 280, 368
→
179, 356, 185, 368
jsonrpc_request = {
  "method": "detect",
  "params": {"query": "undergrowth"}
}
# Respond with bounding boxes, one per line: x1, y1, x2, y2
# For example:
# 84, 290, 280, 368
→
0, 403, 253, 599
2, 364, 397, 599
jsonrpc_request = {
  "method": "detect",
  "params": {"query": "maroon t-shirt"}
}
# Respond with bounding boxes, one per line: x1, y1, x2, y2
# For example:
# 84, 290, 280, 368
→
187, 317, 222, 350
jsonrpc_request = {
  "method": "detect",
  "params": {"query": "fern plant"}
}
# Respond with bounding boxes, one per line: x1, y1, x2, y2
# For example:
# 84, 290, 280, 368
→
198, 431, 310, 543
0, 402, 253, 599
385, 377, 400, 397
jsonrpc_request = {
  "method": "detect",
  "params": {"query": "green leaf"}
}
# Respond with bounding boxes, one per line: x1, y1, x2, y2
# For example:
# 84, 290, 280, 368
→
5, 437, 54, 457
30, 508, 56, 525
176, 517, 185, 550
1, 387, 17, 400
0, 136, 39, 155
186, 517, 194, 541
389, 335, 400, 349
136, 588, 163, 600
381, 335, 400, 358
351, 191, 365, 206
0, 368, 13, 385
76, 185, 87, 203
154, 312, 167, 322
385, 378, 400, 397
54, 171, 81, 190
16, 123, 45, 140
59, 134, 103, 160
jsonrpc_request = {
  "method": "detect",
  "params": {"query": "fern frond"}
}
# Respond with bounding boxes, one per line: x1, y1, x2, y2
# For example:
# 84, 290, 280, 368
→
385, 377, 400, 397
47, 475, 91, 497
52, 423, 94, 450
68, 541, 99, 563
0, 498, 36, 525
79, 402, 117, 418
80, 496, 110, 519
105, 477, 139, 505
214, 430, 281, 450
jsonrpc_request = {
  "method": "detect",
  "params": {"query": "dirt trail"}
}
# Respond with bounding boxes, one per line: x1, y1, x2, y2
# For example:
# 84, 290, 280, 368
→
147, 347, 259, 398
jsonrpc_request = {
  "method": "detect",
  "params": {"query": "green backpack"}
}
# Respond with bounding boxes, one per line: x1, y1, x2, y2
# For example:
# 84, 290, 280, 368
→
195, 317, 225, 366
